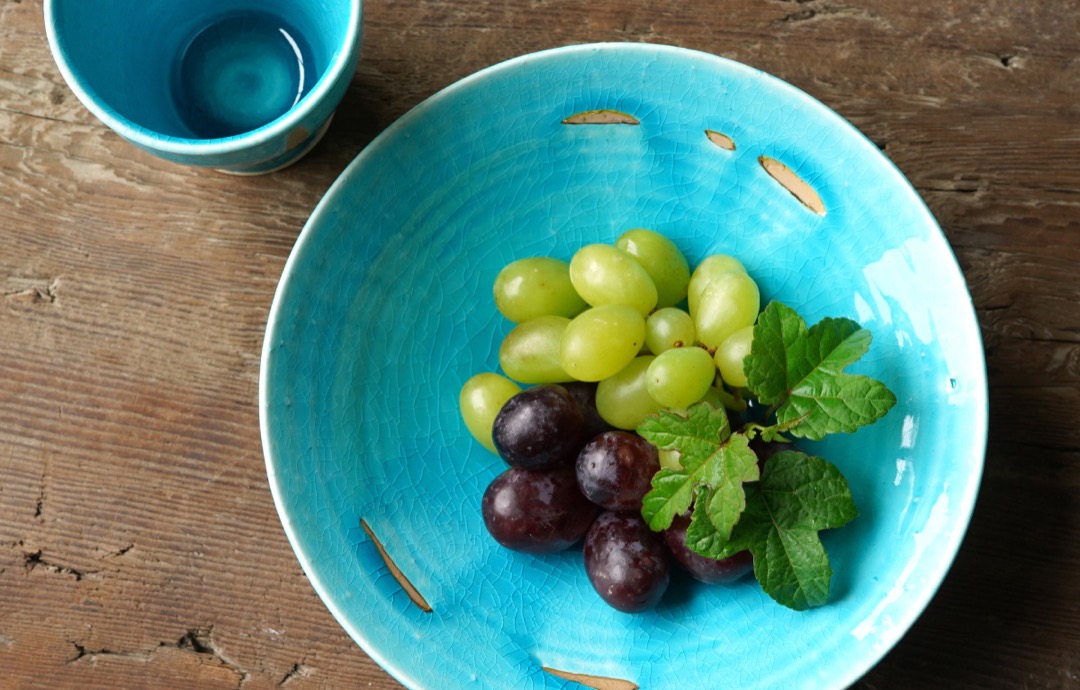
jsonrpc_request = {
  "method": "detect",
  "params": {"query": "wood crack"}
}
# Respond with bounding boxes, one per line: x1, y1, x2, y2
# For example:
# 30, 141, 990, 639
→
781, 8, 817, 22
23, 548, 94, 581
173, 626, 250, 688
67, 640, 153, 664
0, 105, 85, 127
66, 627, 250, 689
99, 543, 135, 559
775, 0, 876, 25
278, 661, 313, 686
4, 277, 59, 304
33, 469, 46, 518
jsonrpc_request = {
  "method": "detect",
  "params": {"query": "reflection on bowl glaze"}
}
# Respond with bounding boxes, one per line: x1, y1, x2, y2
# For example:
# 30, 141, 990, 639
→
172, 10, 317, 139
851, 488, 952, 646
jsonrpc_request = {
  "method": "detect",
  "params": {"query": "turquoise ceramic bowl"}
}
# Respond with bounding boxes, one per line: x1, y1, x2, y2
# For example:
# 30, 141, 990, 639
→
260, 44, 987, 689
44, 0, 362, 174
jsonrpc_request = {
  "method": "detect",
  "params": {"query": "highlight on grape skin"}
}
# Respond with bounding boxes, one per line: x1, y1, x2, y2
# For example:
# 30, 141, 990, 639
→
575, 431, 660, 512
481, 466, 598, 554
559, 304, 646, 382
491, 384, 584, 471
595, 355, 662, 431
615, 228, 691, 309
692, 270, 760, 350
715, 325, 755, 389
493, 257, 587, 323
687, 253, 747, 316
645, 307, 697, 355
498, 315, 573, 384
569, 243, 658, 317
646, 347, 717, 409
584, 511, 671, 613
459, 372, 521, 454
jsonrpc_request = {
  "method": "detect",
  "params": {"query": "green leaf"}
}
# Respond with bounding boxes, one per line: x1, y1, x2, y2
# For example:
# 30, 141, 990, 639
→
638, 405, 732, 466
684, 488, 726, 555
636, 300, 894, 611
756, 451, 860, 531
641, 468, 697, 532
745, 302, 897, 441
751, 521, 833, 611
638, 406, 760, 538
713, 450, 858, 610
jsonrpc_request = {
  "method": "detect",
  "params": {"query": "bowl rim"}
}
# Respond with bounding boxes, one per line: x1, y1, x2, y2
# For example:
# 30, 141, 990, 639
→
260, 41, 989, 690
42, 0, 363, 156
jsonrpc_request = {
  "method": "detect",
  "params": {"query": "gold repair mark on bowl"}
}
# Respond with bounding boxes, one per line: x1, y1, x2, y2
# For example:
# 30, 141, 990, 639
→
562, 109, 640, 125
543, 667, 638, 690
705, 129, 736, 151
759, 156, 826, 215
285, 125, 311, 151
360, 519, 432, 612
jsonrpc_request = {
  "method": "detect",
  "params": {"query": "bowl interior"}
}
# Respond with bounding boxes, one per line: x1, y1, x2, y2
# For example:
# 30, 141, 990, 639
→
261, 43, 986, 690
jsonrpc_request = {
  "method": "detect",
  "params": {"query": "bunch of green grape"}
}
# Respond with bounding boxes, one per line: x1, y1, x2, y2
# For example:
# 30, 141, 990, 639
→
461, 228, 760, 452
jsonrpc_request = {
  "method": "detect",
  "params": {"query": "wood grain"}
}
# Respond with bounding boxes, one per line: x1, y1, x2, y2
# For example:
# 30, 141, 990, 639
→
2, 0, 1079, 688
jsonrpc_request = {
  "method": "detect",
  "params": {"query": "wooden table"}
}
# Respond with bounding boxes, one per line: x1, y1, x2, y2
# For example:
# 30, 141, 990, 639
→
3, 1, 1078, 688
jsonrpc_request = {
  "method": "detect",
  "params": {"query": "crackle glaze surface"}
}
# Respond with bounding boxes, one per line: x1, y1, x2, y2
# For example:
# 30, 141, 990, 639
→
260, 43, 987, 690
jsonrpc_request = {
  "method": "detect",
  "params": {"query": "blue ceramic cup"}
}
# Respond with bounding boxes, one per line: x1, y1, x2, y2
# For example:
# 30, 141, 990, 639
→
44, 0, 363, 174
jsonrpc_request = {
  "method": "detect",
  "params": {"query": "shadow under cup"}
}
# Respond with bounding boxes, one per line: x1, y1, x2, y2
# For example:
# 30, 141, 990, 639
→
46, 0, 362, 173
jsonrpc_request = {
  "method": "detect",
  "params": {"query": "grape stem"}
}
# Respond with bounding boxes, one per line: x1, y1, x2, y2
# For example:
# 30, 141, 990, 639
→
761, 402, 780, 423
744, 412, 809, 443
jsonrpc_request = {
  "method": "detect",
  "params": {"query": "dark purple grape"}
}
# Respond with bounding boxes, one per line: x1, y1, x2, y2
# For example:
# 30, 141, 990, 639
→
663, 513, 753, 584
575, 431, 660, 511
561, 381, 614, 442
583, 511, 670, 612
481, 467, 598, 553
492, 384, 585, 470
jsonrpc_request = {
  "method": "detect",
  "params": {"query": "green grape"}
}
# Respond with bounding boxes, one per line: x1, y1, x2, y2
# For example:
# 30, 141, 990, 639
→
459, 373, 521, 453
700, 385, 725, 408
687, 254, 747, 317
645, 346, 716, 409
693, 270, 760, 349
715, 324, 755, 388
595, 356, 663, 430
645, 307, 696, 355
493, 257, 587, 323
499, 316, 574, 384
665, 388, 743, 414
615, 228, 691, 308
560, 304, 646, 382
568, 244, 657, 316
658, 447, 683, 471
713, 385, 747, 413
669, 386, 729, 416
